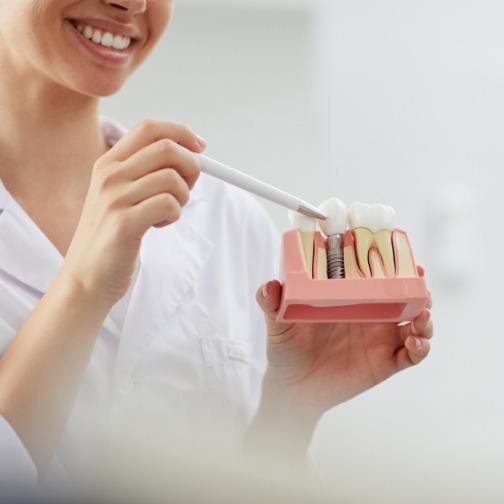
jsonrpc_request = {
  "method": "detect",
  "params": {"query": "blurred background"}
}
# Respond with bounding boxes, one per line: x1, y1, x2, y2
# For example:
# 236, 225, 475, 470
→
101, 0, 504, 502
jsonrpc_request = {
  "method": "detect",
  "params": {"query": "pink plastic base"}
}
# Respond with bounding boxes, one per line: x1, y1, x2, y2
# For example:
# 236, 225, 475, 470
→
277, 229, 429, 323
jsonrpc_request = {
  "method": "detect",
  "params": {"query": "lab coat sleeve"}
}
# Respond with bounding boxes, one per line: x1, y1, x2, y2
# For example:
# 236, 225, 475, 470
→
0, 414, 38, 485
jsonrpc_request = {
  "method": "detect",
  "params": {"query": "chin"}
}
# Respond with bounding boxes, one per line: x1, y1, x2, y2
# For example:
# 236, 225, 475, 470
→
71, 78, 127, 99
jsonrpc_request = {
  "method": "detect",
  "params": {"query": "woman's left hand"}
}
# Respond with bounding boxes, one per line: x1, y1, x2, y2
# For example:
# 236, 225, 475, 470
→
255, 279, 433, 424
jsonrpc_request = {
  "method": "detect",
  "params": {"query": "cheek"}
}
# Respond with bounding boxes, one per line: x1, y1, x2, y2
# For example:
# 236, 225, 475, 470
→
148, 0, 173, 42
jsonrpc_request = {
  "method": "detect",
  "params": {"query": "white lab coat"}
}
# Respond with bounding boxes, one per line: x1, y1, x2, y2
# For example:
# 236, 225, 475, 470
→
0, 119, 281, 488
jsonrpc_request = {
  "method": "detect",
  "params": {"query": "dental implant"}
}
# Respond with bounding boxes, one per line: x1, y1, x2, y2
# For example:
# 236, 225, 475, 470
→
318, 198, 347, 279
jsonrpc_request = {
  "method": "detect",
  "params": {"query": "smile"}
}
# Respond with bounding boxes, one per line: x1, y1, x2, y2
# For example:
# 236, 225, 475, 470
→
71, 21, 132, 51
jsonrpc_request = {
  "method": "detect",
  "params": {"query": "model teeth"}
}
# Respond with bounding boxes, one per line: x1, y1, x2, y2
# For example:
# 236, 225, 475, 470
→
75, 23, 131, 50
318, 198, 347, 236
347, 202, 395, 232
347, 202, 396, 278
288, 210, 317, 233
286, 200, 419, 280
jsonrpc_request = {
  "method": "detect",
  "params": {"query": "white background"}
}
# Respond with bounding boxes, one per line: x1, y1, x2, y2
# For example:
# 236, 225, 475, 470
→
101, 1, 504, 502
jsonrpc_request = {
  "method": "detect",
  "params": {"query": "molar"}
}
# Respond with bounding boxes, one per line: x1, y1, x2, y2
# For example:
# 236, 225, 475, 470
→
348, 202, 396, 278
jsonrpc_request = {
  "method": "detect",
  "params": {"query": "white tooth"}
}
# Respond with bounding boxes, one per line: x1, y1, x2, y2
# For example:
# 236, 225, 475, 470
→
79, 23, 131, 51
83, 25, 94, 39
348, 202, 395, 232
348, 202, 396, 278
288, 210, 316, 232
112, 35, 125, 50
318, 198, 347, 236
92, 29, 102, 44
101, 32, 114, 47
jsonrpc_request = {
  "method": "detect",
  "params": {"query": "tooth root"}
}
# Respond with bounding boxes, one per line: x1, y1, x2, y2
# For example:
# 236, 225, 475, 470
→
352, 228, 396, 278
369, 250, 387, 278
393, 230, 417, 277
343, 230, 362, 278
353, 228, 373, 277
374, 230, 395, 276
296, 231, 314, 277
312, 232, 328, 280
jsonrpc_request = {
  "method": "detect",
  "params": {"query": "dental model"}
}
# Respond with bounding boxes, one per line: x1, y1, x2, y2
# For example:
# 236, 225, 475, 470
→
318, 198, 347, 279
277, 198, 428, 323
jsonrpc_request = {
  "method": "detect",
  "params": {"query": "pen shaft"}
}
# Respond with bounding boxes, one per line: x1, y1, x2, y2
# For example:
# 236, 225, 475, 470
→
198, 154, 326, 220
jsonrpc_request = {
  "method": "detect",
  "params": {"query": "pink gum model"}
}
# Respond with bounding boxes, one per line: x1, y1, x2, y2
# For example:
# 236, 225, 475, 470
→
277, 229, 429, 323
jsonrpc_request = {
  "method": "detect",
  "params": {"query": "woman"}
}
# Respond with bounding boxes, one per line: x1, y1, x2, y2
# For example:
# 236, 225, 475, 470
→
0, 0, 432, 496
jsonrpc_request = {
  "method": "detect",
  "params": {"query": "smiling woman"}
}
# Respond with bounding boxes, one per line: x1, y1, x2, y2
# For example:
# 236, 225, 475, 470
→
0, 0, 432, 501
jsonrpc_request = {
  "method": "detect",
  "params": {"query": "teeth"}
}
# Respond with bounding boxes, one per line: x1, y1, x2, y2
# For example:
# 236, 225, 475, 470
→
75, 22, 131, 50
348, 202, 396, 278
347, 202, 395, 232
318, 198, 347, 236
288, 210, 316, 233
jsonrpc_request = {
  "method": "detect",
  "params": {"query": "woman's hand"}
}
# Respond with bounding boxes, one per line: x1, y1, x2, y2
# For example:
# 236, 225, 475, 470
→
245, 275, 432, 468
63, 120, 206, 306
255, 277, 433, 424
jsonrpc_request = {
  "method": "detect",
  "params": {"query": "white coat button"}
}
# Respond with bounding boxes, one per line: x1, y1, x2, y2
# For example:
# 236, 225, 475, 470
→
119, 377, 134, 396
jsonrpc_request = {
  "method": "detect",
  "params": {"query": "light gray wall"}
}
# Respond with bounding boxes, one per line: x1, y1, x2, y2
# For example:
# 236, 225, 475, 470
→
101, 1, 504, 502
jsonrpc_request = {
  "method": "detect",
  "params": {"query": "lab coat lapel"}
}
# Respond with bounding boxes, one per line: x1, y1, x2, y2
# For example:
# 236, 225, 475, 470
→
0, 182, 63, 295
0, 181, 117, 335
113, 192, 214, 380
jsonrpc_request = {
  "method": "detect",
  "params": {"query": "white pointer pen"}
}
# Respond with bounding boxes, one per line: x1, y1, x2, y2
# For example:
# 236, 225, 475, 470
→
197, 154, 326, 220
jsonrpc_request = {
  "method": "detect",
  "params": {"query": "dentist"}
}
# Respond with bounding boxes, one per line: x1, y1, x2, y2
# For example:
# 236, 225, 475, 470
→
0, 0, 432, 496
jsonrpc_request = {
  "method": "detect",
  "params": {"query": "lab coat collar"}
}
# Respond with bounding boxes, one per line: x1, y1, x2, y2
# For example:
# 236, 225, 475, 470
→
0, 179, 63, 294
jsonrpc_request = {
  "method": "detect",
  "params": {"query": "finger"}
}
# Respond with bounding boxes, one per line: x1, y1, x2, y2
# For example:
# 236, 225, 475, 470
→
130, 192, 183, 231
256, 280, 283, 318
104, 119, 206, 162
426, 294, 433, 310
118, 139, 201, 189
256, 280, 294, 338
398, 308, 433, 342
126, 168, 190, 208
394, 336, 431, 371
404, 336, 431, 366
412, 309, 433, 340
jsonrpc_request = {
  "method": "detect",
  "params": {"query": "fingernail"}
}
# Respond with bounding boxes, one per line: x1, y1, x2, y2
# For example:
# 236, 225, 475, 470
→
262, 282, 269, 299
196, 135, 207, 149
415, 337, 422, 348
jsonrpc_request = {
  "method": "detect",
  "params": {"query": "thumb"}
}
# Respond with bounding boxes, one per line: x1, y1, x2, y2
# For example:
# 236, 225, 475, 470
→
256, 280, 287, 330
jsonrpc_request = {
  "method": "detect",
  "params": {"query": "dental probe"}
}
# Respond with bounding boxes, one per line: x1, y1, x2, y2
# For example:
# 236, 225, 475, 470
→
197, 154, 326, 220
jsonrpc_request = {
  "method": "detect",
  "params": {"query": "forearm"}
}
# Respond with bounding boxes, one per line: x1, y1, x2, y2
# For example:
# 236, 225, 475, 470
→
243, 368, 320, 471
0, 270, 112, 471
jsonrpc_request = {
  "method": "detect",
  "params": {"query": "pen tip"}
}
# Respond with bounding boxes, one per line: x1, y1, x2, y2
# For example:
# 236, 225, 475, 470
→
298, 203, 327, 220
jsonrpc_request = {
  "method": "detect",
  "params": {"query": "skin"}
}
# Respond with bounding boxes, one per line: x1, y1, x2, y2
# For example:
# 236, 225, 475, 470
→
0, 0, 433, 478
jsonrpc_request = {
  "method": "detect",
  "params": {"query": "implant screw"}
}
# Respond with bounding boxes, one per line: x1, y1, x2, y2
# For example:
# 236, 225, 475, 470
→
326, 234, 345, 279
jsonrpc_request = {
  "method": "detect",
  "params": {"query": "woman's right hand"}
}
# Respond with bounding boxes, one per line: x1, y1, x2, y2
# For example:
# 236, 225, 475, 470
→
62, 120, 206, 306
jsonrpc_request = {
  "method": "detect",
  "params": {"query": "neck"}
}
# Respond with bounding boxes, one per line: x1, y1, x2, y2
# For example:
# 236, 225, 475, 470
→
0, 72, 109, 203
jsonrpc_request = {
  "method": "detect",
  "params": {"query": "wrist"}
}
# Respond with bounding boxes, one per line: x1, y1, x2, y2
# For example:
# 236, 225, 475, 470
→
53, 265, 117, 318
243, 369, 320, 466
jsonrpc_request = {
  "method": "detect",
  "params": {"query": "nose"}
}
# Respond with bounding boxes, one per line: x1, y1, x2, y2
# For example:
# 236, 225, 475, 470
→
104, 0, 147, 15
